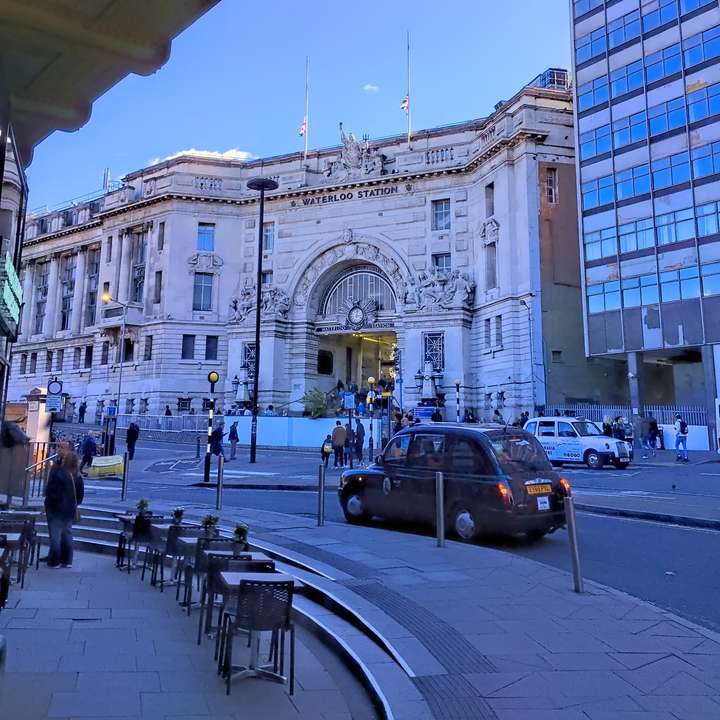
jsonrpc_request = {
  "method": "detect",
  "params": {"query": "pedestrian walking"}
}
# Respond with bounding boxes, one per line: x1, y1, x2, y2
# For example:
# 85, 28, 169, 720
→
228, 421, 239, 460
602, 415, 613, 437
264, 405, 276, 416
320, 434, 332, 468
44, 442, 84, 568
639, 413, 652, 459
164, 405, 172, 416
78, 401, 87, 423
211, 425, 225, 459
674, 413, 689, 462
354, 419, 365, 464
493, 408, 504, 424
79, 433, 97, 475
431, 408, 443, 422
331, 420, 346, 468
125, 422, 139, 461
648, 412, 659, 455
343, 420, 355, 466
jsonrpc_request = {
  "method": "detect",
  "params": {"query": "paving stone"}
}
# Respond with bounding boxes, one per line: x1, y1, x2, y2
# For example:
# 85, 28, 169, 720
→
48, 690, 141, 717
582, 711, 676, 720
59, 652, 139, 673
139, 691, 210, 716
75, 672, 160, 692
542, 653, 626, 671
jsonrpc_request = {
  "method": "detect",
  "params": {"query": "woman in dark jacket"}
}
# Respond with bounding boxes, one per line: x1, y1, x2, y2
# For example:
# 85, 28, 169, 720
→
44, 443, 84, 568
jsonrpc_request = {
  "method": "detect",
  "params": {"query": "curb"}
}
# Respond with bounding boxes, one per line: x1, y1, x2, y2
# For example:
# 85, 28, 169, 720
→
575, 502, 720, 530
188, 482, 332, 491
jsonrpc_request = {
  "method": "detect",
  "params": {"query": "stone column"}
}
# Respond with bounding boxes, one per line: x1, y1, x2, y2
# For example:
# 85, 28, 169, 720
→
20, 260, 34, 338
118, 231, 132, 303
71, 248, 87, 335
43, 254, 60, 337
627, 351, 644, 449
701, 344, 718, 452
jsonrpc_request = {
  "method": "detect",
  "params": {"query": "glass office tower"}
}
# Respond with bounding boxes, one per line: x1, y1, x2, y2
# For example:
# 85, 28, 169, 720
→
570, 0, 720, 449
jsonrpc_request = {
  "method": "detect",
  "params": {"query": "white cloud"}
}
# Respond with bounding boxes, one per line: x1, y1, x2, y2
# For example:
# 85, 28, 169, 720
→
363, 83, 380, 93
149, 148, 255, 165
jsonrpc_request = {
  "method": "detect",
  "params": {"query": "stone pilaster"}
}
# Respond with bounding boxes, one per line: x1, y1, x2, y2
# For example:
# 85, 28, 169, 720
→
71, 247, 87, 334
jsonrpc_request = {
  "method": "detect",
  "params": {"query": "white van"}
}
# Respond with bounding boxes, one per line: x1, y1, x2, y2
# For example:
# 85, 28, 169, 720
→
523, 416, 632, 469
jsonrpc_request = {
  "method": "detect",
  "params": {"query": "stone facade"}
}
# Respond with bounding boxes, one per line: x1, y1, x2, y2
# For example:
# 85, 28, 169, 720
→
7, 69, 618, 422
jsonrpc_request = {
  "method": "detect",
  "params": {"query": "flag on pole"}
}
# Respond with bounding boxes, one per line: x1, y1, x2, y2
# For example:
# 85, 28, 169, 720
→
298, 117, 307, 136
400, 95, 409, 112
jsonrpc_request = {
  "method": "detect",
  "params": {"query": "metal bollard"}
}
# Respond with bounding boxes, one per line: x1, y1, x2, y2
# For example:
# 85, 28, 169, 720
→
216, 456, 224, 511
121, 451, 129, 501
196, 434, 201, 459
368, 435, 374, 463
435, 471, 445, 547
317, 463, 326, 527
564, 496, 584, 593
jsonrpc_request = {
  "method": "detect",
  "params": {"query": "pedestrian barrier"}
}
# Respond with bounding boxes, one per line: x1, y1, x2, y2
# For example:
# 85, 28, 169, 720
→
87, 455, 124, 479
564, 497, 584, 593
317, 463, 326, 527
435, 471, 445, 548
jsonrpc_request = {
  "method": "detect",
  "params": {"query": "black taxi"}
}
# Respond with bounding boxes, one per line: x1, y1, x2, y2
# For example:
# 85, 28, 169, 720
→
338, 424, 570, 541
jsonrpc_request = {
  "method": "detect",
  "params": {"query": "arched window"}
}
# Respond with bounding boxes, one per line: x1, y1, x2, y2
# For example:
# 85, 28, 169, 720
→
323, 271, 396, 316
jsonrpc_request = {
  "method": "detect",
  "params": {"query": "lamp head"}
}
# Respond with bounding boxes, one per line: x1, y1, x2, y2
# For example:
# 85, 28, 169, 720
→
368, 376, 375, 386
247, 177, 279, 192
207, 370, 220, 385
454, 379, 461, 387
101, 291, 112, 303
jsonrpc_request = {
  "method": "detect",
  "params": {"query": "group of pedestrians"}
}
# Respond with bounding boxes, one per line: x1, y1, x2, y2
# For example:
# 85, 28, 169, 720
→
322, 418, 366, 468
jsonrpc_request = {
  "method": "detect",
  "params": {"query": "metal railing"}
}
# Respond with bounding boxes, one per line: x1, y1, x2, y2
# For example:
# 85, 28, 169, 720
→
545, 403, 707, 426
24, 442, 60, 501
116, 414, 213, 432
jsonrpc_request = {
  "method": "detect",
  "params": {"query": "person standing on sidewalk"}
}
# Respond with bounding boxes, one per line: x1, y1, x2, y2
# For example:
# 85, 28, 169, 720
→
228, 421, 239, 460
647, 412, 659, 456
639, 413, 651, 459
674, 413, 689, 462
125, 422, 139, 460
78, 401, 86, 423
343, 420, 355, 466
320, 434, 332, 468
354, 419, 365, 464
331, 420, 346, 469
44, 442, 84, 568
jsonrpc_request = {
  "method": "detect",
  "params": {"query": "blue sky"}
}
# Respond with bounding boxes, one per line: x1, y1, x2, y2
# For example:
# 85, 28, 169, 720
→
26, 0, 572, 210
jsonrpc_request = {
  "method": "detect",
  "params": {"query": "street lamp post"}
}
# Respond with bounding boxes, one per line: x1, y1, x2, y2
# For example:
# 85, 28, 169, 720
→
101, 292, 128, 454
367, 376, 375, 449
454, 379, 461, 422
247, 177, 279, 463
204, 370, 220, 483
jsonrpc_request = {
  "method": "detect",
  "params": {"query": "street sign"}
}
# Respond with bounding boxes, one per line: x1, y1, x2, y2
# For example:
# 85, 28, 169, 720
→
343, 392, 356, 410
46, 379, 63, 413
47, 379, 62, 396
106, 405, 118, 418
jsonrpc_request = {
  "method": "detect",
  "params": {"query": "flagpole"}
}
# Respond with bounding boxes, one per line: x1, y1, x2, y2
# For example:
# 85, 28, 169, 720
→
406, 31, 411, 147
303, 56, 309, 163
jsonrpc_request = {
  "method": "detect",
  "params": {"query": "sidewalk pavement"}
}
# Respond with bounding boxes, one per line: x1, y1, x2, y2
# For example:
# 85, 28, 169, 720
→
0, 552, 367, 720
632, 450, 719, 467
70, 495, 720, 719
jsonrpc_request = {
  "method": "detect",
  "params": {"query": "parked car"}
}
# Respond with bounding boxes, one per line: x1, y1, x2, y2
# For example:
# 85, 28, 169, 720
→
523, 416, 632, 469
338, 424, 570, 541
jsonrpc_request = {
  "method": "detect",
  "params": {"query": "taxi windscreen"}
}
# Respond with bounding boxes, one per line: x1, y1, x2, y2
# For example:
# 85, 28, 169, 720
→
486, 431, 553, 474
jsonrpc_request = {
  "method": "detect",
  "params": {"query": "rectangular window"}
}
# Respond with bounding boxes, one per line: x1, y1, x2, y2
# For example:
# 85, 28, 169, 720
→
619, 217, 655, 253
432, 253, 451, 273
645, 43, 682, 84
144, 335, 153, 361
101, 341, 109, 365
587, 280, 621, 313
615, 163, 651, 200
701, 260, 720, 296
157, 221, 165, 251
610, 60, 643, 99
192, 272, 213, 311
153, 271, 162, 304
197, 222, 215, 251
423, 332, 445, 371
607, 9, 640, 50
642, 0, 678, 32
697, 200, 720, 236
178, 397, 192, 413
545, 167, 558, 204
261, 270, 273, 286
73, 347, 81, 370
580, 124, 611, 160
552, 350, 563, 363
485, 183, 494, 217
574, 0, 603, 18
431, 199, 451, 231
317, 349, 334, 375
45, 351, 53, 372
692, 140, 720, 179
205, 335, 219, 361
495, 315, 503, 346
56, 349, 64, 371
684, 25, 720, 69
130, 231, 146, 303
262, 222, 275, 251
681, 0, 715, 13
576, 26, 607, 64
584, 225, 617, 260
181, 334, 195, 360
578, 75, 609, 111
29, 352, 37, 374
661, 267, 700, 301
648, 96, 686, 137
687, 81, 720, 123
84, 345, 93, 369
19, 353, 27, 374
103, 281, 110, 297
582, 174, 615, 209
59, 254, 76, 331
656, 207, 695, 245
34, 263, 48, 335
106, 236, 112, 263
85, 247, 99, 326
485, 242, 497, 289
243, 342, 256, 380
484, 318, 492, 348
121, 338, 134, 363
651, 151, 690, 189
612, 110, 647, 149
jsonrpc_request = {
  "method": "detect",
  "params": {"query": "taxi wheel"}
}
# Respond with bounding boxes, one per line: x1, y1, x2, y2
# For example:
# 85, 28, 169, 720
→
341, 489, 370, 524
584, 450, 604, 470
450, 505, 479, 542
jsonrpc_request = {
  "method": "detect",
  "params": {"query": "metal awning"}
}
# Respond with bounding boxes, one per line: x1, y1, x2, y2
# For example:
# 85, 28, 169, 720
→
0, 0, 219, 166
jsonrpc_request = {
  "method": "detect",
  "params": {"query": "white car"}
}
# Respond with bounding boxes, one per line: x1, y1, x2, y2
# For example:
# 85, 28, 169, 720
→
523, 416, 632, 469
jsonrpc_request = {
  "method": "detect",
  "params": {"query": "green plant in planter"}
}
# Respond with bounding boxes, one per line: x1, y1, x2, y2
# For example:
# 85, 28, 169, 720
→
302, 388, 327, 419
136, 498, 150, 515
172, 507, 185, 523
233, 522, 249, 546
200, 514, 220, 534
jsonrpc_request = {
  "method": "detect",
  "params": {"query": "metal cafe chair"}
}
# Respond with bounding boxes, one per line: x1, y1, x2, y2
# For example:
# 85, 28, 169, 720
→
0, 520, 31, 587
219, 578, 295, 696
180, 536, 228, 612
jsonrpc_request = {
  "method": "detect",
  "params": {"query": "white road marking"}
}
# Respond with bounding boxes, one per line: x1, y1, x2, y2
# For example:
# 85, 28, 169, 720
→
183, 470, 279, 477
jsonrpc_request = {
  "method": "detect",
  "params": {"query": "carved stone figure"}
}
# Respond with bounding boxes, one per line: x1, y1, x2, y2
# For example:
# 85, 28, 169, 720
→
480, 218, 500, 245
229, 281, 256, 323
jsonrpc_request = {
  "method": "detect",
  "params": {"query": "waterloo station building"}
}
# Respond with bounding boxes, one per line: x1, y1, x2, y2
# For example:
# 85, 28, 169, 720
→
7, 69, 623, 422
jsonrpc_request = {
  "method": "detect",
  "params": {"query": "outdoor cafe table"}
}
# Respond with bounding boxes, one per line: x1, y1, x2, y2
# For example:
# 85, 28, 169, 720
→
0, 533, 22, 552
218, 572, 294, 683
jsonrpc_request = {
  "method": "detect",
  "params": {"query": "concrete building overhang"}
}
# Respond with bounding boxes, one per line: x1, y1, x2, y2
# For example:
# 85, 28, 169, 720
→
0, 0, 219, 166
